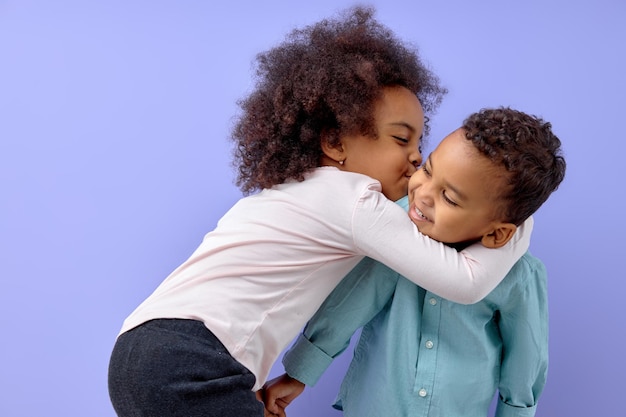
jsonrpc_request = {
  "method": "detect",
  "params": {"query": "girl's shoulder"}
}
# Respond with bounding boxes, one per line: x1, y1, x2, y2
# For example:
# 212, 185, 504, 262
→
232, 167, 383, 214
267, 167, 387, 217
300, 167, 382, 192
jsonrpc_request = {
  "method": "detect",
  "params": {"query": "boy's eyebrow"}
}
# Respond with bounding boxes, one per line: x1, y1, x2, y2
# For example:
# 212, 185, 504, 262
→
428, 155, 468, 201
446, 182, 467, 201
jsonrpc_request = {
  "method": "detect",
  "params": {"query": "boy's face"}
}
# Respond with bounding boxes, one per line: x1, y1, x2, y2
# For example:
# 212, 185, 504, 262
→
407, 128, 509, 245
338, 86, 424, 201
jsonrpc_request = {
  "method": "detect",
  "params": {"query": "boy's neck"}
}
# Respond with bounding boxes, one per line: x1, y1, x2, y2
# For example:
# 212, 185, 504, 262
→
445, 239, 480, 252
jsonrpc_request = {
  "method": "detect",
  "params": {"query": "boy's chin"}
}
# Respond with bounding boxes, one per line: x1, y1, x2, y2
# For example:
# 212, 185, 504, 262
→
420, 228, 479, 251
415, 224, 481, 250
445, 238, 481, 251
415, 225, 446, 244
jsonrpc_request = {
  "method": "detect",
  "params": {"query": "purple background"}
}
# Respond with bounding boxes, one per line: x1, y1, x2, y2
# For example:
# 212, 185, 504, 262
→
1, 1, 624, 416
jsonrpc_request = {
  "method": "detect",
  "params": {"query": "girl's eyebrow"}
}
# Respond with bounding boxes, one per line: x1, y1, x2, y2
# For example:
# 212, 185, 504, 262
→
389, 121, 416, 133
389, 122, 423, 141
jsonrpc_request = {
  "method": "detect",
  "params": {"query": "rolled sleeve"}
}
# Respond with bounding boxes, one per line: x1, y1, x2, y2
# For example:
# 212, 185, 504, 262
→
282, 334, 335, 386
496, 397, 538, 417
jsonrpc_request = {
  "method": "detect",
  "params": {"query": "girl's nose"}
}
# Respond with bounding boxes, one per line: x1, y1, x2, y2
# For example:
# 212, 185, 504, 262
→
409, 149, 422, 172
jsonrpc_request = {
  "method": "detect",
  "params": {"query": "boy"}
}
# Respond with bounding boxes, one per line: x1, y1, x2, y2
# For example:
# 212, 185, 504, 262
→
263, 107, 566, 417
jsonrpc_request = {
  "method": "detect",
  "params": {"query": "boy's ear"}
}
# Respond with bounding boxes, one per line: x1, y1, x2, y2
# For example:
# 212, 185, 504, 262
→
481, 223, 518, 248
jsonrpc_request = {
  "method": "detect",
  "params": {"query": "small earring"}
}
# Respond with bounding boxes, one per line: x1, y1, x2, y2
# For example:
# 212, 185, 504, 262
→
339, 159, 345, 165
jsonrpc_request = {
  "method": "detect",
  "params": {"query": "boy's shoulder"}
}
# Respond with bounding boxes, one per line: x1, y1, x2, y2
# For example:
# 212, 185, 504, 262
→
485, 251, 547, 303
511, 251, 547, 278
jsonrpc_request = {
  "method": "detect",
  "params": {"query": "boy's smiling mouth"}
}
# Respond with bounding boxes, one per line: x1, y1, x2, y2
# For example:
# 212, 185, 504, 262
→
409, 204, 431, 223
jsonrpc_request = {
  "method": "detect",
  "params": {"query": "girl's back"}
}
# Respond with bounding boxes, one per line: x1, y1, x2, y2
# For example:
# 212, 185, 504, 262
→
120, 167, 391, 388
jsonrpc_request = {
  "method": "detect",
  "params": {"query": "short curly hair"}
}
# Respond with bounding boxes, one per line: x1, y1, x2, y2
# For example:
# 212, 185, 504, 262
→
231, 5, 446, 194
462, 108, 566, 225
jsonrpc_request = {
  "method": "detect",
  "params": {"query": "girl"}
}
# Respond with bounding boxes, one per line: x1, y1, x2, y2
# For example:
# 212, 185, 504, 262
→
108, 6, 531, 416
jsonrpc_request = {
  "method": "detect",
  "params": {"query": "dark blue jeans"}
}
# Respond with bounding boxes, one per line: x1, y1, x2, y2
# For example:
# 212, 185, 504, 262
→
108, 319, 264, 416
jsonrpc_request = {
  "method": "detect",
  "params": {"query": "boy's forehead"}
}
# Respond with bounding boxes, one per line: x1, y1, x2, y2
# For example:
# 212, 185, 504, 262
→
431, 129, 507, 200
433, 129, 469, 157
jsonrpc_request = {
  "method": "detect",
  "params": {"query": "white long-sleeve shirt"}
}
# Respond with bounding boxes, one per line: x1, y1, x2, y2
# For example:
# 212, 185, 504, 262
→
120, 167, 531, 390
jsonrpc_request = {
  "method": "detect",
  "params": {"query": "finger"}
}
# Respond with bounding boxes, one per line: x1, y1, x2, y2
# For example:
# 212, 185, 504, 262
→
276, 398, 290, 408
262, 391, 281, 413
263, 407, 284, 417
273, 405, 287, 417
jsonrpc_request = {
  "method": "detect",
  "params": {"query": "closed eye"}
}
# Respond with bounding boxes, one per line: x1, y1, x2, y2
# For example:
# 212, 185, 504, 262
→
392, 135, 409, 144
442, 191, 459, 207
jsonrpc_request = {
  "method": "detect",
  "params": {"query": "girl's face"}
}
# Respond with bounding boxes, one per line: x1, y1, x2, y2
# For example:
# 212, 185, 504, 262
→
338, 86, 424, 201
407, 128, 509, 244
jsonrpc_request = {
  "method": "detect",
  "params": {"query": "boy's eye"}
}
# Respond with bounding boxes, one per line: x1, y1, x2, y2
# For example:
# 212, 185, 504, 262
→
422, 164, 431, 177
442, 191, 459, 207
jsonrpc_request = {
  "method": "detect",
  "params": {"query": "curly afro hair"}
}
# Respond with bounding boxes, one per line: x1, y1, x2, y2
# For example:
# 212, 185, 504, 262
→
462, 107, 566, 225
230, 5, 446, 194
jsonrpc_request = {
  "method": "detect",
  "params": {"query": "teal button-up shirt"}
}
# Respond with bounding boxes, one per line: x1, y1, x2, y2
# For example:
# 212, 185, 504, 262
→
283, 197, 548, 417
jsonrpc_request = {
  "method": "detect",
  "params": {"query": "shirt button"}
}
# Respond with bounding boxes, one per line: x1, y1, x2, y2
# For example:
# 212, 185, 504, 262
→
429, 297, 438, 306
418, 388, 428, 397
425, 340, 434, 349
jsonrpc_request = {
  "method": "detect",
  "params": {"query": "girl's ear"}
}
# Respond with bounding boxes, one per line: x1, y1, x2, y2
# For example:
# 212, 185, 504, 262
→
480, 223, 518, 248
320, 131, 346, 164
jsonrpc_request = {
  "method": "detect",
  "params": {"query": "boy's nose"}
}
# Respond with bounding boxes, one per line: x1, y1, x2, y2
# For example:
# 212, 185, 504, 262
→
416, 182, 434, 207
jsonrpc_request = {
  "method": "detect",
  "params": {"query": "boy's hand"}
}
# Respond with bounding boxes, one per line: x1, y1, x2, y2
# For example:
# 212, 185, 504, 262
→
261, 373, 306, 416
256, 388, 285, 417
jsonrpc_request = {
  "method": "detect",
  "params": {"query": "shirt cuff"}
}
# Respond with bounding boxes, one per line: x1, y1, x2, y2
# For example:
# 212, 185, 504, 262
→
495, 396, 538, 417
282, 334, 334, 386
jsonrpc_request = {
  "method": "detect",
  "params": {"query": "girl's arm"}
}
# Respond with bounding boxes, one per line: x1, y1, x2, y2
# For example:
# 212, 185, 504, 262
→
353, 192, 532, 304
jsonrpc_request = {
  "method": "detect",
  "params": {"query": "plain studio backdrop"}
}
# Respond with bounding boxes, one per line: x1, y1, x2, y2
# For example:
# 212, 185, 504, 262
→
1, 1, 624, 416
